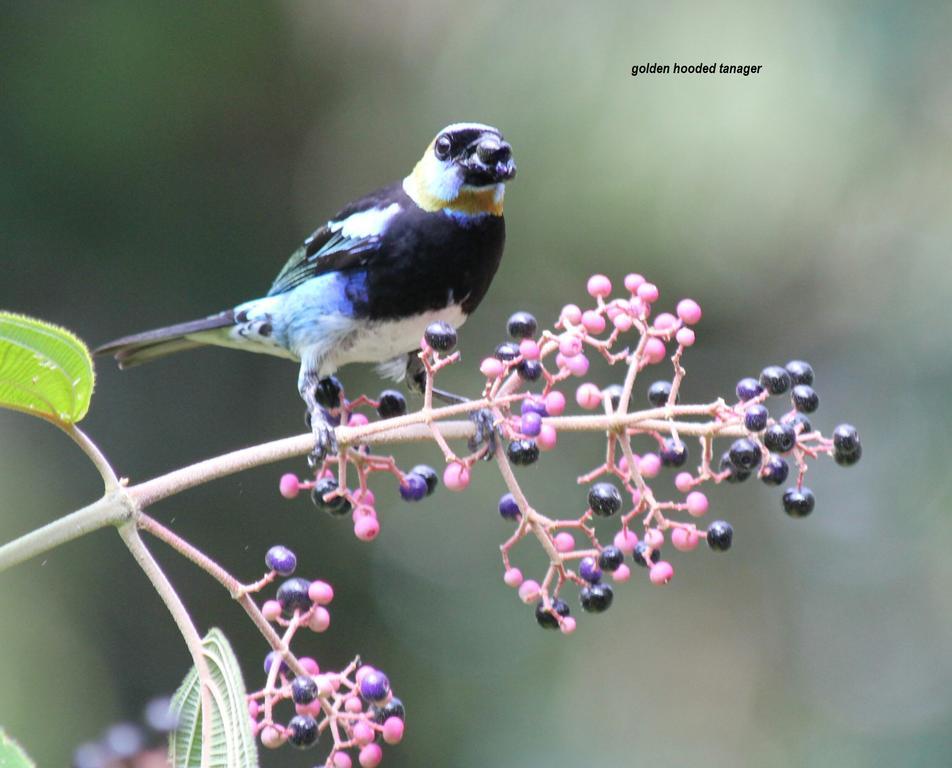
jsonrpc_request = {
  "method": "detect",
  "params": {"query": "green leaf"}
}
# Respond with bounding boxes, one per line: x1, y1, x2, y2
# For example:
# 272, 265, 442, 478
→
0, 728, 35, 768
169, 628, 259, 768
0, 312, 94, 424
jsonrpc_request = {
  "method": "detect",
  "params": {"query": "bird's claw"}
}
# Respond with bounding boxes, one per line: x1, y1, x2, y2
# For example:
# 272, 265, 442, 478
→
468, 408, 499, 461
307, 417, 339, 468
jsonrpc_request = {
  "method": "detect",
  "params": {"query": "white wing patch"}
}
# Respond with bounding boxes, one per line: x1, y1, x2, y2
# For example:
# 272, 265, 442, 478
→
331, 203, 401, 239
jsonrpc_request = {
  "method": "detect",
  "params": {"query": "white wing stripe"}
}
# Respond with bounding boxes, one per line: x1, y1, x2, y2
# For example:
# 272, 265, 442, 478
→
331, 203, 401, 239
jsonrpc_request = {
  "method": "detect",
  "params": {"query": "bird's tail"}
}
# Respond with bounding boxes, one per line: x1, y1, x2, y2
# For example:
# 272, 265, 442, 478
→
94, 310, 236, 368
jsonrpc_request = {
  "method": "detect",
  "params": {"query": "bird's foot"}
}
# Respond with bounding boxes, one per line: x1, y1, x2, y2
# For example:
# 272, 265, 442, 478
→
307, 415, 339, 469
468, 408, 500, 461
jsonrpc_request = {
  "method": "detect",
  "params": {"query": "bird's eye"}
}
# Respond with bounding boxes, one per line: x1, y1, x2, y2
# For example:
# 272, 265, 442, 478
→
434, 135, 452, 160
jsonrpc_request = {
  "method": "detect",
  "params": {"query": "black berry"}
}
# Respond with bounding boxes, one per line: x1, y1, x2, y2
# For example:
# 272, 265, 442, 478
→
311, 477, 351, 516
507, 311, 538, 340
632, 541, 661, 568
371, 697, 406, 724
764, 423, 796, 453
760, 455, 789, 486
647, 380, 674, 407
719, 451, 751, 483
785, 360, 815, 386
507, 439, 540, 466
494, 342, 520, 361
706, 520, 733, 551
276, 578, 312, 616
580, 583, 614, 613
782, 487, 815, 517
517, 359, 543, 381
728, 437, 761, 472
287, 714, 319, 749
291, 675, 318, 705
660, 438, 689, 468
588, 482, 623, 516
598, 545, 624, 572
424, 321, 457, 352
833, 424, 861, 467
781, 412, 813, 436
759, 365, 791, 395
744, 404, 769, 432
792, 385, 819, 414
603, 384, 623, 410
535, 598, 570, 629
377, 389, 407, 419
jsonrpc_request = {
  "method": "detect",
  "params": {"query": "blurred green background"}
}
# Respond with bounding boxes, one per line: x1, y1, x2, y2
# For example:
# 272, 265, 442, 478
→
3, 2, 951, 766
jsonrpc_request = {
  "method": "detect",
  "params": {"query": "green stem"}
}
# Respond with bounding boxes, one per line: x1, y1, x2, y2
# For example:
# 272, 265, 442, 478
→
0, 492, 131, 573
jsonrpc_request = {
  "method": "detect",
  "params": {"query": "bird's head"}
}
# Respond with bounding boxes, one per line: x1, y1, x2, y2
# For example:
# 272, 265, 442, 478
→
403, 123, 516, 217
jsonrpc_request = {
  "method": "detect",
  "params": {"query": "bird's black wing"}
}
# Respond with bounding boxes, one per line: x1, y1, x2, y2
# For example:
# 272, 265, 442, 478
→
267, 183, 403, 297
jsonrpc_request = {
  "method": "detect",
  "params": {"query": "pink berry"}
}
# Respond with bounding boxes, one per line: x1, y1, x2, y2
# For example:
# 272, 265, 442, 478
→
504, 567, 524, 588
345, 696, 363, 714
353, 504, 377, 521
443, 462, 471, 491
315, 675, 334, 697
544, 390, 566, 416
613, 313, 633, 332
581, 310, 606, 334
354, 488, 376, 506
261, 726, 284, 749
617, 455, 629, 473
554, 532, 575, 552
248, 699, 260, 718
348, 413, 369, 427
262, 600, 281, 622
614, 528, 639, 554
624, 273, 645, 292
353, 721, 375, 746
559, 334, 583, 357
686, 491, 709, 517
561, 303, 582, 324
355, 666, 376, 684
297, 699, 322, 717
537, 424, 558, 451
576, 383, 602, 410
612, 563, 632, 583
671, 527, 700, 551
560, 616, 577, 634
630, 488, 641, 506
279, 474, 300, 499
675, 472, 694, 493
587, 274, 613, 297
518, 580, 541, 603
676, 298, 702, 325
653, 312, 678, 331
676, 328, 696, 347
519, 339, 540, 360
383, 716, 405, 744
334, 752, 353, 768
480, 357, 504, 378
644, 528, 664, 549
566, 353, 590, 377
649, 561, 674, 585
359, 743, 383, 768
354, 517, 380, 542
308, 606, 331, 633
299, 656, 320, 675
637, 282, 659, 303
639, 453, 661, 477
309, 580, 334, 605
643, 337, 667, 364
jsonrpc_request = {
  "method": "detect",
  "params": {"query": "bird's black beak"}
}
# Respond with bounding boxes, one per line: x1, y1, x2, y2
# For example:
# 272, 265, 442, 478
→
464, 136, 516, 185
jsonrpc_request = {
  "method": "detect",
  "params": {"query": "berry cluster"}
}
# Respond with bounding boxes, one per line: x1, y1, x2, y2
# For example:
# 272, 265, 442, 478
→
246, 546, 404, 767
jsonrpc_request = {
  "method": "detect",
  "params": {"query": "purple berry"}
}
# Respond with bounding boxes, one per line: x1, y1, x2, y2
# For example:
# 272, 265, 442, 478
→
265, 545, 297, 576
263, 650, 290, 677
311, 476, 352, 516
782, 487, 815, 517
521, 411, 543, 437
782, 411, 813, 436
660, 437, 689, 468
291, 675, 318, 705
410, 464, 439, 495
735, 377, 764, 401
507, 439, 540, 466
760, 455, 789, 486
785, 360, 814, 386
719, 451, 751, 483
535, 598, 570, 629
588, 482, 623, 516
578, 556, 602, 584
517, 359, 543, 381
399, 473, 428, 502
377, 389, 407, 419
744, 404, 769, 432
424, 321, 457, 352
498, 492, 521, 520
833, 424, 861, 466
507, 311, 538, 340
764, 423, 796, 453
632, 541, 660, 567
495, 342, 520, 361
792, 385, 819, 414
521, 397, 548, 417
598, 546, 624, 572
371, 697, 405, 724
359, 670, 391, 703
728, 438, 761, 472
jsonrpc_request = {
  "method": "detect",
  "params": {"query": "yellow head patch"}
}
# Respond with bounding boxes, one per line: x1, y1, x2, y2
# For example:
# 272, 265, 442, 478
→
403, 137, 506, 217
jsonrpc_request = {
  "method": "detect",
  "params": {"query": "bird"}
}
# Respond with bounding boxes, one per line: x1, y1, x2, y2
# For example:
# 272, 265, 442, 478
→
95, 122, 516, 462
